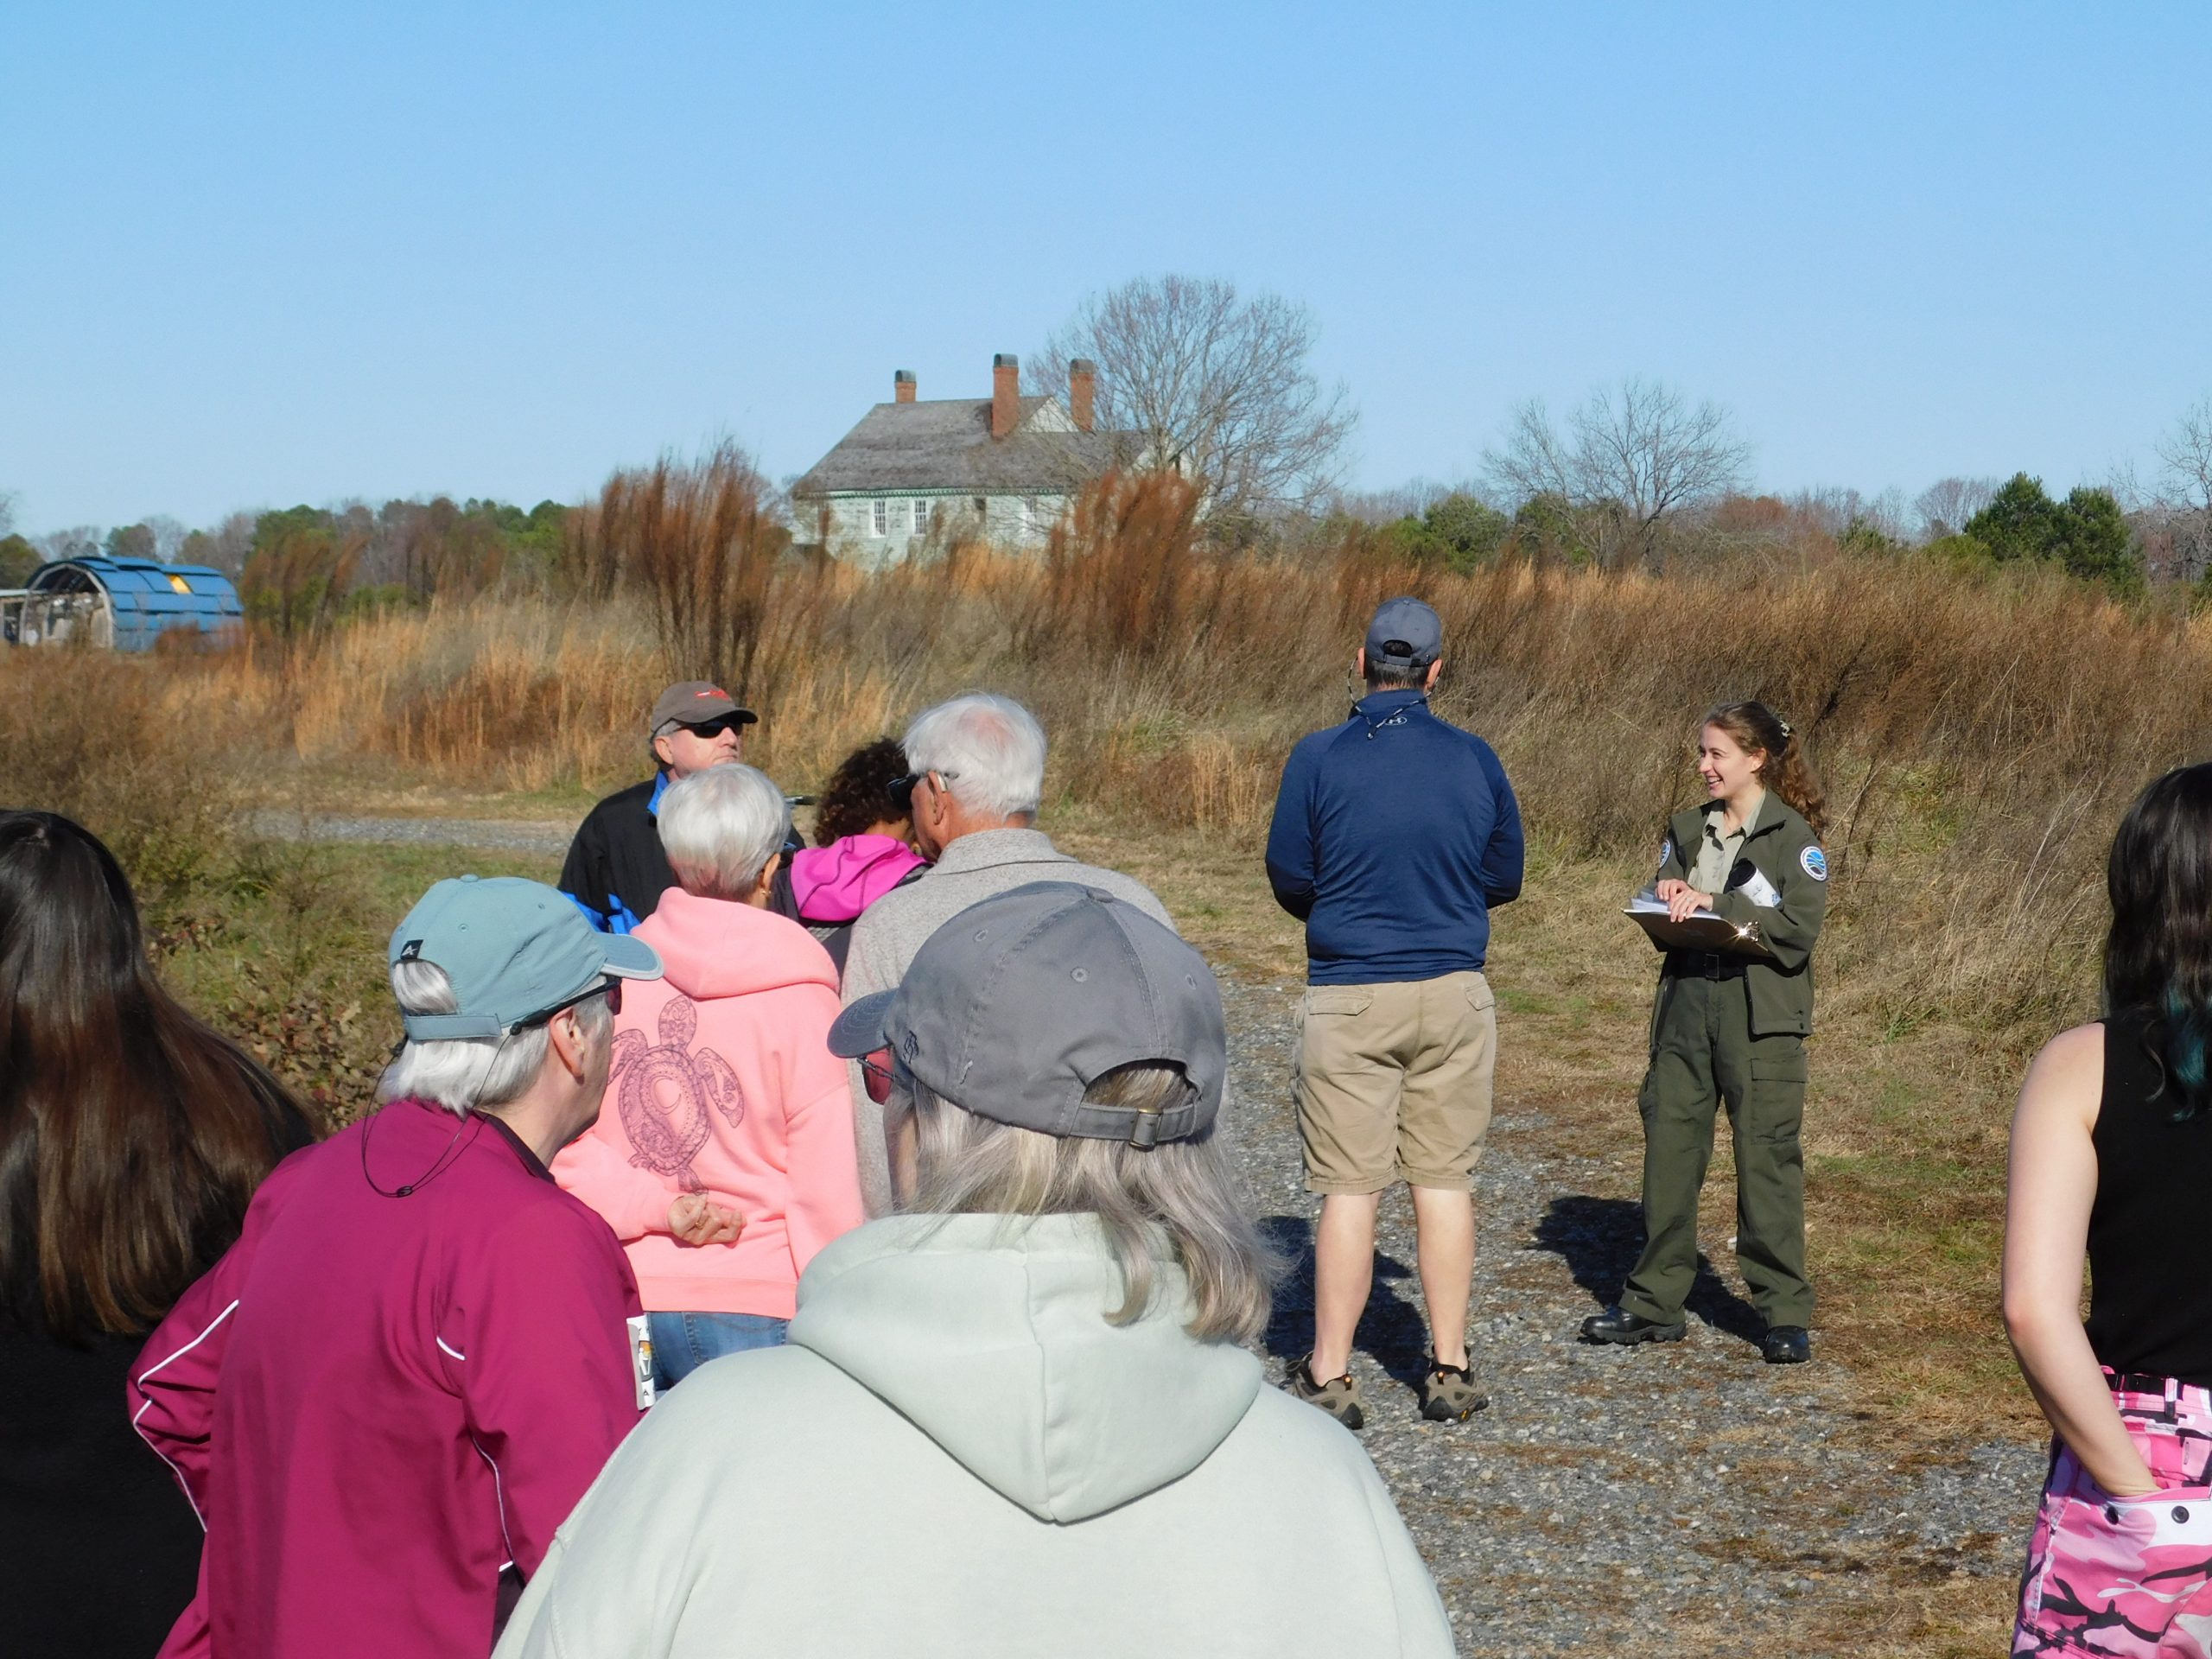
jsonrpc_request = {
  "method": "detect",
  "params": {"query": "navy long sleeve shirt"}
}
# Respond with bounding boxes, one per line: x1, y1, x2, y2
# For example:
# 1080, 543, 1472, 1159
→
1265, 690, 1524, 985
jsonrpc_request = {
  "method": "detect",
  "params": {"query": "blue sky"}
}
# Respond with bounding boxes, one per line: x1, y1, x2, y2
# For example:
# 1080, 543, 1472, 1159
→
4, 3, 2209, 533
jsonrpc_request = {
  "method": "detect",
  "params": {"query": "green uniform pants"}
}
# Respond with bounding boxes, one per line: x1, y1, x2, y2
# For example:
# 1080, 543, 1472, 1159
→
1620, 969, 1813, 1329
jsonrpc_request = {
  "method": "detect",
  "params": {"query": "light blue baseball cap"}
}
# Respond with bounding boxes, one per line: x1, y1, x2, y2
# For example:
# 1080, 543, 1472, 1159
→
388, 875, 662, 1041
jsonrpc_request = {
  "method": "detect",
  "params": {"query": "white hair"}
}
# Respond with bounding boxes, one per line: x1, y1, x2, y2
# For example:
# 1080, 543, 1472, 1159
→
658, 763, 790, 900
901, 693, 1047, 821
899, 1065, 1275, 1343
378, 959, 612, 1117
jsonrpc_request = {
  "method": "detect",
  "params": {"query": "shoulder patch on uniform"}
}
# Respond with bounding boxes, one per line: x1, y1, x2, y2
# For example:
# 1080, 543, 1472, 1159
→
1800, 845, 1828, 882
1657, 836, 1673, 872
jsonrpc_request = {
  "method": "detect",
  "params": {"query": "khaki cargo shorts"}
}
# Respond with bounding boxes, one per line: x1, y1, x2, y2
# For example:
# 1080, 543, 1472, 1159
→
1296, 970, 1497, 1194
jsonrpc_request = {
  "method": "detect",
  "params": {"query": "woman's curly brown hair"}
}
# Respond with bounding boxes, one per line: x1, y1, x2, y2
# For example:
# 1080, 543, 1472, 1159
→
1703, 700, 1827, 839
813, 736, 911, 847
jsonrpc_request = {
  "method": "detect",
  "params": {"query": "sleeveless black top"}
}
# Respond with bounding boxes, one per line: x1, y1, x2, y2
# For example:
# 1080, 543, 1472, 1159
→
2085, 1008, 2212, 1389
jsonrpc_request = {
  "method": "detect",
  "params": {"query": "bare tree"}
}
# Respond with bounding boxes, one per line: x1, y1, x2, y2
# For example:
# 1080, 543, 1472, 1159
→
1911, 476, 1999, 540
1325, 477, 1458, 525
0, 491, 15, 537
140, 514, 189, 563
1034, 275, 1357, 522
1788, 486, 1908, 543
209, 510, 258, 579
1481, 377, 1751, 567
2158, 398, 2212, 512
2153, 398, 2212, 580
35, 525, 104, 561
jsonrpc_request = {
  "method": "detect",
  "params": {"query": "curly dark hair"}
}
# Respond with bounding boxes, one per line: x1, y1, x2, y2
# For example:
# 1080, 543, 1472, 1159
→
814, 737, 911, 847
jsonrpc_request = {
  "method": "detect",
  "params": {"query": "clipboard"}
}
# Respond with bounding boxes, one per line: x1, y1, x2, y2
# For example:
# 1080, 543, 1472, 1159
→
1624, 890, 1777, 961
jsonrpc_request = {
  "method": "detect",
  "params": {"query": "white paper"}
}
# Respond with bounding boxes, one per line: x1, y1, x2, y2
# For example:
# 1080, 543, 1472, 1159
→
1738, 869, 1782, 909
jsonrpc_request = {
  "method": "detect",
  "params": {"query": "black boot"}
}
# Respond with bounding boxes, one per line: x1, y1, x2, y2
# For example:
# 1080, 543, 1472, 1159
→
1579, 1305, 1688, 1345
1760, 1325, 1811, 1364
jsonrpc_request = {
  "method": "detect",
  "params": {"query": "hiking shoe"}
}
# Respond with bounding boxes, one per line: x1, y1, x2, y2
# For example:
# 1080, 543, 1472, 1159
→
1420, 1357, 1490, 1422
1761, 1325, 1811, 1365
1287, 1357, 1364, 1430
1579, 1305, 1688, 1345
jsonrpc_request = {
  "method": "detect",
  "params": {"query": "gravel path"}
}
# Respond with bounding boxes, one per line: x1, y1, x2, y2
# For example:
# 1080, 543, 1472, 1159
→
250, 811, 575, 855
1217, 977, 2041, 1657
263, 815, 2038, 1652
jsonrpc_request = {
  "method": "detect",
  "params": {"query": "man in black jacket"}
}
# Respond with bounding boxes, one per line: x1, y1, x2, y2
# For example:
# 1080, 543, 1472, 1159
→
560, 681, 754, 931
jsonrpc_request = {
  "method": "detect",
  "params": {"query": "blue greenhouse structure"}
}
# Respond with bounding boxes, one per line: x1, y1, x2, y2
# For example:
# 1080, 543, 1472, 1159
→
0, 556, 245, 651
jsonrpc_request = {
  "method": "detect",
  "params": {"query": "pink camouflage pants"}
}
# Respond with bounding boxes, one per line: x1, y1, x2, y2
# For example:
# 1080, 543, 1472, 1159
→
2016, 1373, 2212, 1656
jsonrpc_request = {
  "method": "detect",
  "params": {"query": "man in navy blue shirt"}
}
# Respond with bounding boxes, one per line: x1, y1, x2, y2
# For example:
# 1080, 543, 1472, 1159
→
1266, 596, 1523, 1430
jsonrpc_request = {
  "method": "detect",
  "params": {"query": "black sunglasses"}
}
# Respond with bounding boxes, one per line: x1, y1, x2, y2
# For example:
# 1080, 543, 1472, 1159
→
514, 976, 622, 1031
680, 716, 748, 741
885, 767, 956, 806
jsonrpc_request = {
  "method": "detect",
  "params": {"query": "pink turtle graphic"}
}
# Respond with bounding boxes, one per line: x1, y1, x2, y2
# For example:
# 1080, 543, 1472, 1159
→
609, 994, 743, 1192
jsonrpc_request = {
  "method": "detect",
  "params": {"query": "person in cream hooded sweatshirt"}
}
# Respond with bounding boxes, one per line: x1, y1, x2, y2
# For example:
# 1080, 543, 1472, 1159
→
497, 883, 1454, 1659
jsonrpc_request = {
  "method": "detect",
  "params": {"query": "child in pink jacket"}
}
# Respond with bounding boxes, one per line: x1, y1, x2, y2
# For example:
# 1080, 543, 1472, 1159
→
769, 738, 927, 976
555, 765, 866, 1386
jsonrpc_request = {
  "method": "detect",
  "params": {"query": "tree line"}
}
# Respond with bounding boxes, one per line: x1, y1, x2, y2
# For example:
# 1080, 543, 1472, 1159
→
7, 272, 2211, 606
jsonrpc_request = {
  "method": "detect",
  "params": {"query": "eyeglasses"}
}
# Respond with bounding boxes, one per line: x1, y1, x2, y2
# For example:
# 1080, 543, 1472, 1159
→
514, 976, 622, 1031
860, 1047, 898, 1105
885, 768, 956, 806
681, 716, 747, 741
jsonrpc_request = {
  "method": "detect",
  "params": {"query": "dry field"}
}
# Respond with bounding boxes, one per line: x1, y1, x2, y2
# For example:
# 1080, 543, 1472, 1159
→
7, 524, 2209, 1651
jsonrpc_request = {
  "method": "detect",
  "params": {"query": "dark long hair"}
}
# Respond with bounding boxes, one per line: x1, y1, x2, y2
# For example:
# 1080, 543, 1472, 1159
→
2104, 764, 2212, 1120
0, 812, 309, 1339
1704, 700, 1828, 839
814, 736, 909, 847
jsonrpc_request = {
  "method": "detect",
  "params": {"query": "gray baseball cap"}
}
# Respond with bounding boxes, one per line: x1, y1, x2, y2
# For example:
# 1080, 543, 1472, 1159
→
389, 875, 663, 1041
826, 882, 1225, 1148
1365, 595, 1442, 668
649, 680, 758, 741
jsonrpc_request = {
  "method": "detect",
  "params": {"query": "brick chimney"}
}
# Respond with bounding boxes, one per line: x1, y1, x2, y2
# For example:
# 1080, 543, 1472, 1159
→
1068, 359, 1096, 433
894, 369, 916, 404
991, 353, 1020, 440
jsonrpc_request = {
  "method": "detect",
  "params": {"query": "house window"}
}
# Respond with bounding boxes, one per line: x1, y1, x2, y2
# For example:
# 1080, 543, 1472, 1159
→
871, 499, 890, 537
913, 499, 931, 535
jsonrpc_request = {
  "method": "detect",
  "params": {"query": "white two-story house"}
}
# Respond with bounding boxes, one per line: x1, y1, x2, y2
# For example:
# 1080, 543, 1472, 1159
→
791, 354, 1120, 560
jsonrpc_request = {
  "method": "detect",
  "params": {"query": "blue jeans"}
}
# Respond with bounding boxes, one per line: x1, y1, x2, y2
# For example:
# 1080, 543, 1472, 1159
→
646, 1310, 789, 1389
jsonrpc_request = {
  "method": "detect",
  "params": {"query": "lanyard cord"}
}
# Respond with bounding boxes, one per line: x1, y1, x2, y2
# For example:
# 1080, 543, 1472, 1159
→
360, 1027, 514, 1197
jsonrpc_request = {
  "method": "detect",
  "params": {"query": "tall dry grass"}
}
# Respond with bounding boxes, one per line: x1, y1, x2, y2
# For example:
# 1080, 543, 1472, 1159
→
10, 518, 2211, 1046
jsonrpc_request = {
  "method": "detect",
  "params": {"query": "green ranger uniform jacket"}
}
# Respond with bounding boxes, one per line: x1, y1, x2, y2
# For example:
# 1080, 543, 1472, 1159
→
1652, 794, 1827, 1037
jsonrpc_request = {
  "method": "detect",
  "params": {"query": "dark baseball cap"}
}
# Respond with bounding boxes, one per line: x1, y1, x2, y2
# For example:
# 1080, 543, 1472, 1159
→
827, 882, 1225, 1148
1364, 596, 1442, 668
649, 681, 758, 741
389, 875, 662, 1041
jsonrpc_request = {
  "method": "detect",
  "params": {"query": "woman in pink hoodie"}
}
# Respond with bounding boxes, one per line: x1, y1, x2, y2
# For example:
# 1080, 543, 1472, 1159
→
555, 764, 865, 1385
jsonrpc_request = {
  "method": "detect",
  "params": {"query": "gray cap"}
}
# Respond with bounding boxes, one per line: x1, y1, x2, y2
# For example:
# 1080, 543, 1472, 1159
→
389, 876, 663, 1041
1365, 595, 1442, 668
827, 882, 1225, 1148
649, 681, 758, 742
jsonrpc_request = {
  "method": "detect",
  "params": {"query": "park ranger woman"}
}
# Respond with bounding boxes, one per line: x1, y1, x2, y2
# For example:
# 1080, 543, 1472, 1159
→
1580, 700, 1829, 1365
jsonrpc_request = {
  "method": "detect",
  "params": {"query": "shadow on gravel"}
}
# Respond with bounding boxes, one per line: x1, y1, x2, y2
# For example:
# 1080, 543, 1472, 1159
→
1529, 1194, 1765, 1345
1255, 1214, 1433, 1388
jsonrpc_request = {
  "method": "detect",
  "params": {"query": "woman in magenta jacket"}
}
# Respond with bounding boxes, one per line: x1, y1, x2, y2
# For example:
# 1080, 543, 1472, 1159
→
556, 763, 868, 1386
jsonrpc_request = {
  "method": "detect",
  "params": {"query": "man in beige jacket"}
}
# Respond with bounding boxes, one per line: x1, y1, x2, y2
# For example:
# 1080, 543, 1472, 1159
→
839, 692, 1171, 1214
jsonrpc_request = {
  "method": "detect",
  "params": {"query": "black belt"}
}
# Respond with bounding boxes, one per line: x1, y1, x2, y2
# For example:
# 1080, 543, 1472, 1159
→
1666, 950, 1747, 981
2107, 1370, 2212, 1399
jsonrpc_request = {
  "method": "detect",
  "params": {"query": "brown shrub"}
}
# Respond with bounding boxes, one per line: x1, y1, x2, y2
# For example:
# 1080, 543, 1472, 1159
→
0, 650, 248, 912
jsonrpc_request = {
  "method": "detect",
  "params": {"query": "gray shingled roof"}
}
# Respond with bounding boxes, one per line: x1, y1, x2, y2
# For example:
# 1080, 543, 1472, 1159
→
791, 397, 1122, 497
